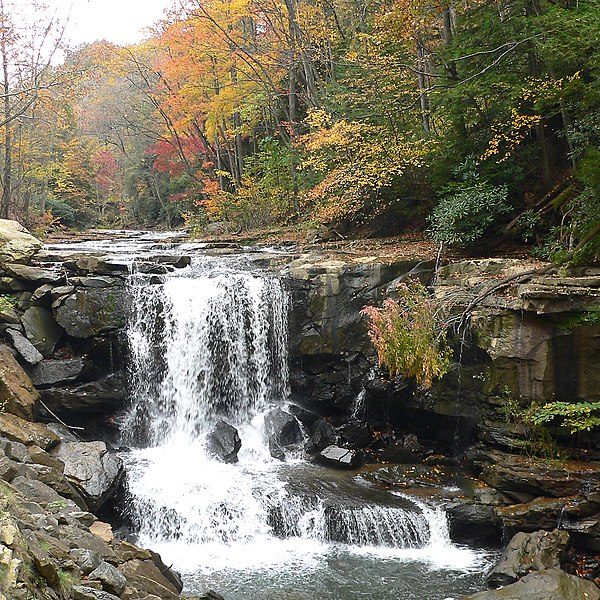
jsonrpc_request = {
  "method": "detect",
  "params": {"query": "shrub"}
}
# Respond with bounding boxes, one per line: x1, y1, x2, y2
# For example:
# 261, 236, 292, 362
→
362, 282, 452, 388
428, 162, 510, 247
530, 401, 600, 434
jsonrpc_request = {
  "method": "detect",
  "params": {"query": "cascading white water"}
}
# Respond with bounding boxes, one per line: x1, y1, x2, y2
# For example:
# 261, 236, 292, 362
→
121, 256, 488, 596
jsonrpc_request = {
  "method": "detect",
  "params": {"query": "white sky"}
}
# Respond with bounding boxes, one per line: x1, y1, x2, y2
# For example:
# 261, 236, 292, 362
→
46, 0, 174, 46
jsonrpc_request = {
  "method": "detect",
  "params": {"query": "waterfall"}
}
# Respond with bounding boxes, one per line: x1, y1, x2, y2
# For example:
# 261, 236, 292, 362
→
122, 257, 289, 446
120, 256, 484, 584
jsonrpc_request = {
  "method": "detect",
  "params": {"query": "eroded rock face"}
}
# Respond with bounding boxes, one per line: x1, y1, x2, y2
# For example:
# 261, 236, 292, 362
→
52, 441, 124, 511
463, 568, 600, 600
487, 530, 571, 588
0, 219, 42, 265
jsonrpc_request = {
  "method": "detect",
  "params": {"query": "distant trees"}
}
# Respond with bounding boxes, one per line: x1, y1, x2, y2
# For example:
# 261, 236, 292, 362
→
0, 0, 598, 258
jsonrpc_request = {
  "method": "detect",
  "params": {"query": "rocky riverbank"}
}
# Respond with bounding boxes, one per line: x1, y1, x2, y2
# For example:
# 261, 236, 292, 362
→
0, 222, 598, 598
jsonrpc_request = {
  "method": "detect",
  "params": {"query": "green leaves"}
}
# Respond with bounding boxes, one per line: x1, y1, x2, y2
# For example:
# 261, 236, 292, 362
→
530, 401, 600, 434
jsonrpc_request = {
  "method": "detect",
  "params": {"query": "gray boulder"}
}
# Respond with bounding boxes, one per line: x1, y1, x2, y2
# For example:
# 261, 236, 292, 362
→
52, 441, 123, 511
70, 548, 102, 575
88, 561, 127, 595
6, 328, 43, 365
464, 568, 600, 600
29, 358, 87, 387
54, 287, 125, 338
318, 445, 363, 469
0, 219, 42, 265
264, 407, 303, 459
206, 421, 241, 463
487, 530, 571, 588
21, 306, 63, 356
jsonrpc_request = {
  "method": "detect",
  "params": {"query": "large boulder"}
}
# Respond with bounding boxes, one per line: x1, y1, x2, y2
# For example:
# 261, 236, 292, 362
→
41, 373, 127, 417
2, 263, 63, 285
21, 306, 64, 357
206, 421, 241, 463
0, 344, 40, 419
0, 219, 42, 265
264, 407, 303, 459
54, 287, 125, 338
51, 441, 124, 511
0, 413, 59, 450
487, 530, 570, 588
29, 357, 88, 387
463, 568, 600, 600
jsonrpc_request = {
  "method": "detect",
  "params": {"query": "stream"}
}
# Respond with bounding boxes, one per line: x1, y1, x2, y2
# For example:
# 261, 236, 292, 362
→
50, 231, 494, 599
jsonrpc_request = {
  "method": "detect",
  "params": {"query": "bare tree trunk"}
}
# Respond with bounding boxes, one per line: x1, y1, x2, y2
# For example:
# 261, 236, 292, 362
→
1, 2, 11, 219
417, 41, 431, 134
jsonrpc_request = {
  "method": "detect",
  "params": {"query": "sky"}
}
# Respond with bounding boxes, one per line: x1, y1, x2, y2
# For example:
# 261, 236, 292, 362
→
46, 0, 174, 46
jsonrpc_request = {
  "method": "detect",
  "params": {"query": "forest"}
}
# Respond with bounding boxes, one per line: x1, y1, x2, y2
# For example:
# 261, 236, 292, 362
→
0, 0, 599, 260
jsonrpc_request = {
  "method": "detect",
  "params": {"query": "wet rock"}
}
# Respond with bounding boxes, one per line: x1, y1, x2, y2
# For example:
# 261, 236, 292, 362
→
54, 286, 125, 338
52, 441, 123, 511
304, 418, 338, 453
337, 420, 372, 449
3, 263, 63, 285
148, 549, 184, 593
463, 568, 600, 599
6, 328, 44, 365
0, 413, 60, 449
380, 433, 425, 464
447, 499, 500, 544
198, 592, 225, 600
89, 561, 127, 595
29, 357, 88, 387
41, 373, 127, 417
318, 445, 363, 468
487, 530, 570, 588
0, 219, 42, 265
21, 306, 63, 356
0, 344, 40, 419
264, 408, 303, 458
466, 446, 600, 498
206, 421, 241, 463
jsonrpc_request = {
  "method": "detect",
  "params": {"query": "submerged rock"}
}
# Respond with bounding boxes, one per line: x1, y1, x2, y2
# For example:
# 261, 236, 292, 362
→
487, 529, 570, 588
317, 445, 363, 468
463, 568, 600, 599
206, 421, 241, 463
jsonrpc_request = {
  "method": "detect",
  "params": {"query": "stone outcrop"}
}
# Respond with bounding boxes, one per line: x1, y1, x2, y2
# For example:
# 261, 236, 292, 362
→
0, 219, 42, 265
463, 568, 600, 600
486, 530, 570, 588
